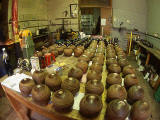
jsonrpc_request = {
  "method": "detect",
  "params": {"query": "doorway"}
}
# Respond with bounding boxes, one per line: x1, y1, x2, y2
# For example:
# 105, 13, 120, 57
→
80, 8, 101, 35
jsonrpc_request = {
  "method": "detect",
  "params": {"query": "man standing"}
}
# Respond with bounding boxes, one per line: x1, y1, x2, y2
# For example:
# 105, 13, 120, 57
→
0, 30, 7, 77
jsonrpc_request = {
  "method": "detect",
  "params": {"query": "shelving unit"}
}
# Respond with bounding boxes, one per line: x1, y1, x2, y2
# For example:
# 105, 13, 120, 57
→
55, 17, 79, 31
81, 15, 94, 34
8, 19, 50, 40
10, 19, 52, 49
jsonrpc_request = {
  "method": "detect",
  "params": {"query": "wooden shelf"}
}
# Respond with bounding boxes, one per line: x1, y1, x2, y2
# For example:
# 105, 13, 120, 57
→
21, 25, 49, 29
9, 19, 48, 24
134, 40, 160, 60
55, 17, 78, 20
33, 34, 49, 39
79, 0, 112, 8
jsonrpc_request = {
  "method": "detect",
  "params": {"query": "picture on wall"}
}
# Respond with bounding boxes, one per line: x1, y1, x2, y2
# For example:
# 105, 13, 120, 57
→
70, 4, 78, 18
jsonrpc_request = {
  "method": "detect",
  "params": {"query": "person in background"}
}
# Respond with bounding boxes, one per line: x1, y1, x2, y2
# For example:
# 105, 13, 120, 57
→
0, 29, 7, 77
95, 16, 101, 35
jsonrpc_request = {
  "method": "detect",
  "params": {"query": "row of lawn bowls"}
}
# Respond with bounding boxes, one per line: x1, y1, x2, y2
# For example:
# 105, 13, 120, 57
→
19, 42, 151, 119
19, 40, 104, 117
105, 44, 150, 120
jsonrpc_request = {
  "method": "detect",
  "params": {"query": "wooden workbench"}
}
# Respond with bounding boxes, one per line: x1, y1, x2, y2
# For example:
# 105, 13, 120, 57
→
134, 40, 160, 61
0, 55, 107, 120
133, 40, 160, 90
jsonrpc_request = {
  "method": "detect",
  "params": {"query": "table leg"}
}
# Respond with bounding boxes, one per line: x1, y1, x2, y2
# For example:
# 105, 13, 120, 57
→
136, 47, 141, 56
0, 84, 5, 97
3, 87, 29, 120
145, 53, 151, 65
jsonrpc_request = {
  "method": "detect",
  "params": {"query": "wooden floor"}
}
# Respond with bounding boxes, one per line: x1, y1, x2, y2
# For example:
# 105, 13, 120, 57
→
0, 54, 160, 120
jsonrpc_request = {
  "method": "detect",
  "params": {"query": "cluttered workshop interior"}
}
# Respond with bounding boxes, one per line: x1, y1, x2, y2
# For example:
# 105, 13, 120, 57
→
0, 0, 160, 120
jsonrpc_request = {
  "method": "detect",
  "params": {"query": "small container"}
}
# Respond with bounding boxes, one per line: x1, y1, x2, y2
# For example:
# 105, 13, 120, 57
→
30, 56, 40, 71
44, 53, 52, 67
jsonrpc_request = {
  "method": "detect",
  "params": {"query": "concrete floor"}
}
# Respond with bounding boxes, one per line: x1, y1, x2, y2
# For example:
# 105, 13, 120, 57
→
0, 97, 19, 120
127, 55, 160, 120
0, 54, 160, 120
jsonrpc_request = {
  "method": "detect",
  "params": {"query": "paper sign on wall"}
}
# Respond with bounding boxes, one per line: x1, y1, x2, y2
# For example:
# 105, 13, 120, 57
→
101, 18, 106, 26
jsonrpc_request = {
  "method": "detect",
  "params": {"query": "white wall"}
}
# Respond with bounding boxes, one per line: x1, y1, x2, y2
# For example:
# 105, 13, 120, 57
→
147, 0, 160, 49
112, 0, 147, 31
18, 0, 48, 32
111, 0, 147, 50
8, 0, 48, 39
